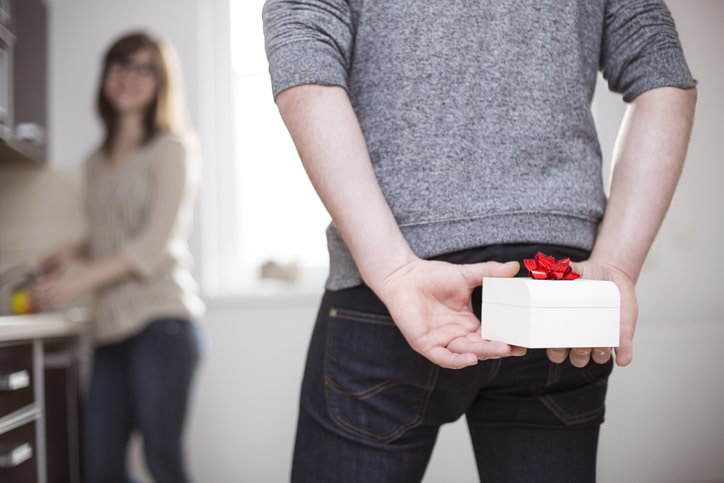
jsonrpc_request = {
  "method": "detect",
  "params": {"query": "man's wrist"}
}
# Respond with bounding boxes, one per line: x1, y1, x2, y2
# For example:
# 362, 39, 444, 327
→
357, 245, 419, 296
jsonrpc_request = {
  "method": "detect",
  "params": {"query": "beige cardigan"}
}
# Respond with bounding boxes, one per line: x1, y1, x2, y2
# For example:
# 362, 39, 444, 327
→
84, 131, 205, 344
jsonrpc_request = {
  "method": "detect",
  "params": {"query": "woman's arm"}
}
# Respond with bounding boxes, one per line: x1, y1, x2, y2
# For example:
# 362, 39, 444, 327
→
31, 251, 133, 310
122, 135, 197, 278
32, 135, 197, 309
37, 239, 89, 275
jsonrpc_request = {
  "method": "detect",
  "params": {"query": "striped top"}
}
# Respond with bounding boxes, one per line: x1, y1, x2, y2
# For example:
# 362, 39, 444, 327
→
84, 131, 205, 344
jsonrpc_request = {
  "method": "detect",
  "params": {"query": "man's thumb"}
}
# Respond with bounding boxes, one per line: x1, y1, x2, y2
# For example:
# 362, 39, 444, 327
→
486, 260, 521, 278
465, 261, 520, 285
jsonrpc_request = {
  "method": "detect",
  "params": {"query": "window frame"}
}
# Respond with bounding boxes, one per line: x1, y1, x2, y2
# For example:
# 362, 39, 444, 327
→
195, 0, 329, 297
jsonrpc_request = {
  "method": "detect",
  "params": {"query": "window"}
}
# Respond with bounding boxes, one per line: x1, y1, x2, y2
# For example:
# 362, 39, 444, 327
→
197, 0, 330, 295
196, 1, 621, 296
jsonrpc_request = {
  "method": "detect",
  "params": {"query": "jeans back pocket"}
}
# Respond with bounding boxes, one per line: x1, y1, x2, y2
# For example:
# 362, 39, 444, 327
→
324, 307, 438, 443
540, 359, 613, 426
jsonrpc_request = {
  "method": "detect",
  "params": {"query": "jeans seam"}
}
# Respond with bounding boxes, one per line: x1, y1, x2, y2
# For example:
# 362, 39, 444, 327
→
328, 307, 395, 325
538, 395, 604, 426
539, 362, 609, 426
325, 377, 434, 399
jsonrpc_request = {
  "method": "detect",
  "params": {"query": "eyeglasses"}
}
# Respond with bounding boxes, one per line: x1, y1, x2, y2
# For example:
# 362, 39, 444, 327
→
107, 61, 157, 79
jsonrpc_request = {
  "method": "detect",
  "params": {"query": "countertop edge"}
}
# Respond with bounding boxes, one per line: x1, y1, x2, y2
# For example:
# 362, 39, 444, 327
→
0, 307, 92, 342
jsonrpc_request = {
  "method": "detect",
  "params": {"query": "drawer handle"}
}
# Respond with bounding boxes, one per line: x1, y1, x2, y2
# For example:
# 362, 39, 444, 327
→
0, 370, 30, 391
0, 442, 33, 468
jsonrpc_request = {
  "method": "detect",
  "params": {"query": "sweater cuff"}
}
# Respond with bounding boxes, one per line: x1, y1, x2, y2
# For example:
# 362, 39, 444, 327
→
267, 40, 349, 99
618, 48, 698, 102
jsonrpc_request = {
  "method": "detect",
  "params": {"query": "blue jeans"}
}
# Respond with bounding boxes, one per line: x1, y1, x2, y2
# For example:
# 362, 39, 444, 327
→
83, 318, 201, 483
291, 244, 613, 483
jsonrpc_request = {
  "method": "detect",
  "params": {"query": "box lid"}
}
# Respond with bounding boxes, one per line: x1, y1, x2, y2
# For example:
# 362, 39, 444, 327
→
482, 277, 620, 308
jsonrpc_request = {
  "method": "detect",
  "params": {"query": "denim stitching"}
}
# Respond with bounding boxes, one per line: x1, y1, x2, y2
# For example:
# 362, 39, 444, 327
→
328, 307, 397, 326
324, 306, 439, 443
539, 395, 604, 426
538, 362, 608, 426
326, 377, 434, 398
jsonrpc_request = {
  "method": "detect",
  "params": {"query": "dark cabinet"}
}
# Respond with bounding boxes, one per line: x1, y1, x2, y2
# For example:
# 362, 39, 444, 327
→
0, 341, 34, 415
43, 339, 81, 483
0, 336, 83, 483
0, 340, 41, 482
0, 420, 39, 481
0, 0, 48, 164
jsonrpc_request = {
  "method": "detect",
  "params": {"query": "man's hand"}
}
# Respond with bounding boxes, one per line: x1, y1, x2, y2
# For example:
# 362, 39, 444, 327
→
546, 259, 637, 368
554, 86, 696, 369
375, 258, 526, 369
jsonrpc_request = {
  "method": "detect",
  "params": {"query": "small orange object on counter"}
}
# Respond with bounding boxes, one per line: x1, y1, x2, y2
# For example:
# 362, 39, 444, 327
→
10, 288, 34, 315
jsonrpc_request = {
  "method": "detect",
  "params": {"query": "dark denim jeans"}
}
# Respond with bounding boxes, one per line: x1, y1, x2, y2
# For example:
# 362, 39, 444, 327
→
292, 244, 614, 483
83, 317, 201, 483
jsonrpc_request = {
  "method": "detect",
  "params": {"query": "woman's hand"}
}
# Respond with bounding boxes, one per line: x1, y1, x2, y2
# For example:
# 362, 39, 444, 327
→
31, 251, 134, 312
30, 273, 83, 311
37, 242, 86, 276
375, 258, 526, 369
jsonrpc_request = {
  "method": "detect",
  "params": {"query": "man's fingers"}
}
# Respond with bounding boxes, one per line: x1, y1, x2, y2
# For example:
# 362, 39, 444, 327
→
592, 348, 612, 364
569, 260, 584, 277
549, 347, 616, 366
464, 261, 520, 287
426, 346, 479, 369
614, 345, 633, 366
423, 335, 526, 369
570, 348, 592, 368
446, 336, 518, 359
486, 260, 521, 277
616, 306, 636, 366
547, 347, 569, 364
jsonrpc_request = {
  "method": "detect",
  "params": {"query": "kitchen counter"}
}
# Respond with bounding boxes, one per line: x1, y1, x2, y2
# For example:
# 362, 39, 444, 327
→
0, 307, 91, 342
1, 308, 89, 482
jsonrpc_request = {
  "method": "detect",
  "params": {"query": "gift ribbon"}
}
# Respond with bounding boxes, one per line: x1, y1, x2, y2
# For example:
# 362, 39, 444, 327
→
523, 252, 580, 280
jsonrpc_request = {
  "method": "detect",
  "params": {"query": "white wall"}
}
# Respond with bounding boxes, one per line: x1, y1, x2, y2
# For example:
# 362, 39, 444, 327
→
46, 1, 724, 482
595, 2, 724, 481
48, 0, 200, 167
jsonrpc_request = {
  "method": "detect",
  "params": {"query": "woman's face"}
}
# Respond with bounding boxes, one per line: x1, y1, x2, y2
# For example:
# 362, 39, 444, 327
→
103, 48, 158, 117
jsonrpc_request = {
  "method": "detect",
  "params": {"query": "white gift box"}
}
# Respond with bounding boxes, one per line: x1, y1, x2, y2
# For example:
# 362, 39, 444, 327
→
481, 277, 620, 348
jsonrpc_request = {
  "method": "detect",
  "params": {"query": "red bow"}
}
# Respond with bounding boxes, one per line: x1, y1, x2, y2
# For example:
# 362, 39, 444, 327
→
523, 252, 580, 280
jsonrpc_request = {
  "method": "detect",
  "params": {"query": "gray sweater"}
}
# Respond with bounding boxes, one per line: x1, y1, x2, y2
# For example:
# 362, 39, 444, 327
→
263, 0, 696, 290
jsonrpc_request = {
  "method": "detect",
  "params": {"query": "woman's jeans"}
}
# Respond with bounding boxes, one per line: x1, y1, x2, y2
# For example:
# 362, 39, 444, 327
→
291, 244, 614, 483
83, 318, 201, 483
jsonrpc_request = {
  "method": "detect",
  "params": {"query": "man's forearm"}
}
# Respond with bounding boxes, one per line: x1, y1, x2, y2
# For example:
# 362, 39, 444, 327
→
591, 87, 697, 281
275, 84, 417, 291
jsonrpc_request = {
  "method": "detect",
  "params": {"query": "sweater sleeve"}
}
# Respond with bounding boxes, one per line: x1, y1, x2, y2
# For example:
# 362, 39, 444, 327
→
123, 134, 197, 278
262, 0, 354, 98
600, 0, 697, 102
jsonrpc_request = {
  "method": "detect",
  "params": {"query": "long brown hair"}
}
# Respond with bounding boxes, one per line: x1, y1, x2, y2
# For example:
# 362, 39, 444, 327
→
96, 31, 190, 153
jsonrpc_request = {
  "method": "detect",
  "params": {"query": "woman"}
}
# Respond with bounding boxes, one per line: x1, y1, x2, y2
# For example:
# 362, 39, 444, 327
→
32, 31, 204, 483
